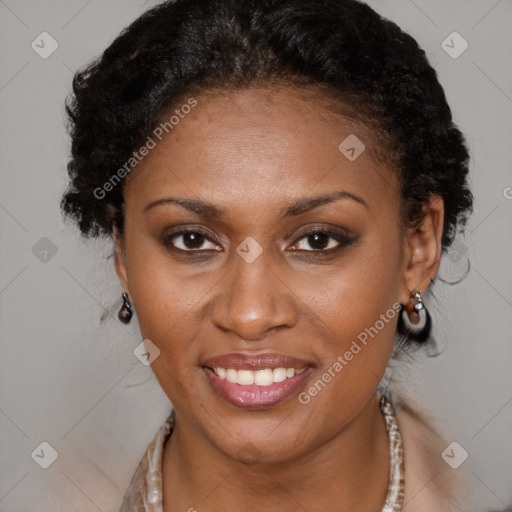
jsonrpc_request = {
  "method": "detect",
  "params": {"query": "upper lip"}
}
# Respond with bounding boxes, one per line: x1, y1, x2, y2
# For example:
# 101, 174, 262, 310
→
202, 351, 312, 371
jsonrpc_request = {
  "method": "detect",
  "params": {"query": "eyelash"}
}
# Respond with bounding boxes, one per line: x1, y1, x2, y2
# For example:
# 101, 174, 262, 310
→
162, 227, 356, 256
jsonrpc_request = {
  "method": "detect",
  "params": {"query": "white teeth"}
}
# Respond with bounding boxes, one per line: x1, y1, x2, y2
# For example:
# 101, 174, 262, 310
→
272, 367, 287, 383
238, 370, 255, 385
226, 368, 238, 383
254, 369, 273, 386
213, 367, 307, 385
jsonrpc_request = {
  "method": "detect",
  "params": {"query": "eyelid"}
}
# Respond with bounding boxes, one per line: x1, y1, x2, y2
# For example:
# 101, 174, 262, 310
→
290, 224, 351, 240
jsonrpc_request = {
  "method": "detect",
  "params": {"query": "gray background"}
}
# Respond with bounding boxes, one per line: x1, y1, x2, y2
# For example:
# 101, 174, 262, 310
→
0, 0, 511, 510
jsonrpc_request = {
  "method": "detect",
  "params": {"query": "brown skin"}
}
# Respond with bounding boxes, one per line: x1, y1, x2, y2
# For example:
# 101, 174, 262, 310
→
114, 86, 444, 511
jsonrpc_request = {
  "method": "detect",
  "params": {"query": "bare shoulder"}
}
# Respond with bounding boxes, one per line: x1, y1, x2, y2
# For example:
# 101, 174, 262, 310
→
391, 392, 472, 512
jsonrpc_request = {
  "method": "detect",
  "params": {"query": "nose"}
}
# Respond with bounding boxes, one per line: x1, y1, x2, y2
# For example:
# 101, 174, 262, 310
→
211, 252, 297, 342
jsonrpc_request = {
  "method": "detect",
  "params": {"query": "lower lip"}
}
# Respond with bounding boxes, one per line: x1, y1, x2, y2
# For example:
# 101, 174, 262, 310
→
203, 367, 312, 410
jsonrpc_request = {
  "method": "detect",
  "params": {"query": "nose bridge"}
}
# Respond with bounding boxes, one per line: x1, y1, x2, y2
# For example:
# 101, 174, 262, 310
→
212, 246, 296, 340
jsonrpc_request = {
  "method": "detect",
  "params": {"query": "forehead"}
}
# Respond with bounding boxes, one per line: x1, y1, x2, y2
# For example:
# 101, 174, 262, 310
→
123, 86, 398, 215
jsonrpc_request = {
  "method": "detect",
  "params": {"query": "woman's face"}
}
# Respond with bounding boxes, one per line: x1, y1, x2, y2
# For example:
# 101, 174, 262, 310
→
115, 86, 426, 463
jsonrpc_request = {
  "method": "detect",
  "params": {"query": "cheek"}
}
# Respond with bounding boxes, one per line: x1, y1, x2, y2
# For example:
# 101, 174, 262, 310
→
123, 223, 207, 332
127, 261, 209, 408
296, 289, 399, 434
122, 234, 209, 380
295, 230, 402, 400
298, 227, 403, 332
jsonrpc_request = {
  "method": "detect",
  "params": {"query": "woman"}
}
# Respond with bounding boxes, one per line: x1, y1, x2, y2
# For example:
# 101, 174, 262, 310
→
60, 0, 473, 510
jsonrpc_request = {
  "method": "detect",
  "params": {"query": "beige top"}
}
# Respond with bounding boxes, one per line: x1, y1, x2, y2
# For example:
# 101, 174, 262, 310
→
118, 391, 470, 512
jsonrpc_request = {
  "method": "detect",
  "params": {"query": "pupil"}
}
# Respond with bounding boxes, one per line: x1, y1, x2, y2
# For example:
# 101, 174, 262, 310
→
184, 232, 204, 249
309, 233, 328, 249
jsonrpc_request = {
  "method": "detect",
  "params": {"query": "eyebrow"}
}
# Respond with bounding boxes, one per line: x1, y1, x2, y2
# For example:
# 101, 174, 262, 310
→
143, 190, 367, 218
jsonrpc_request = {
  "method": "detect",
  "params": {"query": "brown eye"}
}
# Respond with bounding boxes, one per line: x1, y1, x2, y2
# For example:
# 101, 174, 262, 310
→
292, 230, 355, 252
164, 230, 220, 252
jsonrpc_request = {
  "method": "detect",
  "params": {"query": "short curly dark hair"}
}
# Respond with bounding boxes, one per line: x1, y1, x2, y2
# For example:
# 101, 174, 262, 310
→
60, 0, 473, 347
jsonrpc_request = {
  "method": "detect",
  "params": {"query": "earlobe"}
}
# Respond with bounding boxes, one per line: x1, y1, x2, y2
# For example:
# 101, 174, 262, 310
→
400, 195, 444, 306
113, 226, 130, 294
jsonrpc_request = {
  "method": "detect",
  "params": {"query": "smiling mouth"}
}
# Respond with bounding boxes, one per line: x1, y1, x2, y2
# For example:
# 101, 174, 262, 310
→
202, 365, 312, 410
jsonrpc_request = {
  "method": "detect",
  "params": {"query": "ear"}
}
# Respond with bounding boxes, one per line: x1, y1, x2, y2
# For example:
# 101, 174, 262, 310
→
399, 195, 444, 311
113, 226, 130, 294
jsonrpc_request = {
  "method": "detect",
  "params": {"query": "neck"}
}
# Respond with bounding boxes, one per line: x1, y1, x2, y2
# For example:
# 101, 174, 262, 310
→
162, 394, 390, 512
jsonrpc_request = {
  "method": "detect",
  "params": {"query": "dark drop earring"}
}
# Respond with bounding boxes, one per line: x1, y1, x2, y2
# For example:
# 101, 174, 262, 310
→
118, 292, 133, 324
